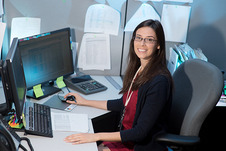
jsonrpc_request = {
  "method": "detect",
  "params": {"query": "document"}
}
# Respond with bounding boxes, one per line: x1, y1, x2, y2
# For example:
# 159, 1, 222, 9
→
0, 22, 6, 58
0, 0, 3, 16
167, 47, 179, 75
174, 44, 185, 63
161, 4, 191, 42
78, 33, 111, 71
174, 44, 188, 61
124, 3, 160, 32
51, 112, 89, 133
178, 43, 196, 59
193, 48, 208, 61
10, 17, 41, 44
84, 4, 120, 36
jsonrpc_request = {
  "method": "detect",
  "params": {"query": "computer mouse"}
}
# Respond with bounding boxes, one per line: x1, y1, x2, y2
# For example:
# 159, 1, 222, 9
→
66, 95, 76, 102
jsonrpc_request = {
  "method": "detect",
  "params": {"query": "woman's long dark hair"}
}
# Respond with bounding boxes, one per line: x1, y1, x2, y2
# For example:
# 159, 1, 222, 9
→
120, 19, 172, 94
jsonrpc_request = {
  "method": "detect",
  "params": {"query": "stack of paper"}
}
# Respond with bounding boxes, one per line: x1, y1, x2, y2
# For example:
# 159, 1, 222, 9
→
167, 43, 208, 75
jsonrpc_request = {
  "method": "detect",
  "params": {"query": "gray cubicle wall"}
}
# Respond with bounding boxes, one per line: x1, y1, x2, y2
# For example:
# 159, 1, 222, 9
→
3, 0, 126, 76
187, 0, 226, 79
121, 0, 226, 79
3, 0, 226, 78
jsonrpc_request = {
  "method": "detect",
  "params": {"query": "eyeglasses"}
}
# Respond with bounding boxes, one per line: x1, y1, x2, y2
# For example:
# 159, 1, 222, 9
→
133, 36, 157, 44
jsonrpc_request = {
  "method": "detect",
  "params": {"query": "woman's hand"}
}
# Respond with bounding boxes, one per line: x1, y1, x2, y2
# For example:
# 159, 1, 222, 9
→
65, 132, 121, 145
64, 92, 108, 110
64, 93, 87, 106
64, 133, 98, 145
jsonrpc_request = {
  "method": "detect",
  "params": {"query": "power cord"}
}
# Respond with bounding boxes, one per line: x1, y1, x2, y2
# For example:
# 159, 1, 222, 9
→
19, 137, 34, 151
57, 86, 71, 101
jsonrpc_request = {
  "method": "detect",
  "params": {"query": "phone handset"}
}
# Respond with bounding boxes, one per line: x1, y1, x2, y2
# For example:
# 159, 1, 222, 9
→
0, 118, 34, 151
0, 120, 20, 151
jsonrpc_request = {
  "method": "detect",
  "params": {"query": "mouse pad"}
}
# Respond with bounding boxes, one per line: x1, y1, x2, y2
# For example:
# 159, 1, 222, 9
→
43, 95, 76, 111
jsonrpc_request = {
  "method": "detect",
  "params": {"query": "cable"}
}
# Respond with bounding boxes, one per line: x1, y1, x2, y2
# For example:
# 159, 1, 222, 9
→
66, 86, 71, 93
19, 144, 27, 151
57, 86, 72, 101
19, 137, 34, 151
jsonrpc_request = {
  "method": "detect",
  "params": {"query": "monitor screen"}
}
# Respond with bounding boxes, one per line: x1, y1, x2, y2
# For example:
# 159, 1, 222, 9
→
1, 38, 27, 119
18, 27, 74, 98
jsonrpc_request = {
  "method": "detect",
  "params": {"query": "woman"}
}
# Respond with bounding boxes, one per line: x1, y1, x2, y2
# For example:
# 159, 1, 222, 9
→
64, 19, 173, 151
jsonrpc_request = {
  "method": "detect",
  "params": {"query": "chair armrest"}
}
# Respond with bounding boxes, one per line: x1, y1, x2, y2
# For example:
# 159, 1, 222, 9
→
155, 133, 200, 146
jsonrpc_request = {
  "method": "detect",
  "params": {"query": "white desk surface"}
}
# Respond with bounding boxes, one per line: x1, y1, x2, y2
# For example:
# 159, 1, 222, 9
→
28, 75, 123, 119
0, 75, 123, 151
17, 119, 97, 151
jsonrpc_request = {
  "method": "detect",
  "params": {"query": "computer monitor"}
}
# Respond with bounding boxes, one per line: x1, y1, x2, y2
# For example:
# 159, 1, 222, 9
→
0, 62, 12, 116
18, 27, 74, 99
0, 38, 27, 120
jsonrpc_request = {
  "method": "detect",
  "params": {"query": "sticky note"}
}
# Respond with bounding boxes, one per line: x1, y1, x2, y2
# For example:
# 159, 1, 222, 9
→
33, 84, 44, 98
56, 76, 66, 88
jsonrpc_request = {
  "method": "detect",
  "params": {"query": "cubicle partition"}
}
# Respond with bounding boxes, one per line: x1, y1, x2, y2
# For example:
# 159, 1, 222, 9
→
3, 0, 127, 76
2, 0, 226, 79
2, 1, 226, 150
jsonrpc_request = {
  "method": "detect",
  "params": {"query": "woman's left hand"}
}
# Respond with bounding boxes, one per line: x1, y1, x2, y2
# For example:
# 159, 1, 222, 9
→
64, 133, 98, 145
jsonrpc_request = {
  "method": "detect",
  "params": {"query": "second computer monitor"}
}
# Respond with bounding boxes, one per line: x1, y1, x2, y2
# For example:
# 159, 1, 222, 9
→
1, 38, 27, 119
19, 28, 74, 99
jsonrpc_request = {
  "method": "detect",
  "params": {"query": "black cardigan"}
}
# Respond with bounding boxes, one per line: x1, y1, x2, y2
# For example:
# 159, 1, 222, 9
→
107, 75, 172, 151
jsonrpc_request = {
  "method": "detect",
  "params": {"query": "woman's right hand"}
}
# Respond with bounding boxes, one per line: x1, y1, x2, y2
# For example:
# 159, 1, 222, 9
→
64, 92, 87, 106
64, 92, 108, 110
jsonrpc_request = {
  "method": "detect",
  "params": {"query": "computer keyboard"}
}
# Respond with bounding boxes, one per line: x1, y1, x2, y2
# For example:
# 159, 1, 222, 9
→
24, 101, 53, 137
65, 75, 107, 95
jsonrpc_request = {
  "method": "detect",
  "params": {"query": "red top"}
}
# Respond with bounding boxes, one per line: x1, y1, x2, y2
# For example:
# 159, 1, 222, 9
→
122, 89, 139, 130
103, 90, 138, 151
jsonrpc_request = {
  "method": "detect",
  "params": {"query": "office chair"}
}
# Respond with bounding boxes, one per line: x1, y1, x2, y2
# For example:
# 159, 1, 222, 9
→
156, 59, 224, 151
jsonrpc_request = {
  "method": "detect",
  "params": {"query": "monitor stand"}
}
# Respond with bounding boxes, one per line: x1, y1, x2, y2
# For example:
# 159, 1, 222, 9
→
26, 85, 61, 100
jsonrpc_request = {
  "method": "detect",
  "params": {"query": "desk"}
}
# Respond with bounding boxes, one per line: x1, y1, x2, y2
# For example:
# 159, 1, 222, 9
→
0, 75, 123, 151
17, 119, 97, 151
30, 75, 123, 119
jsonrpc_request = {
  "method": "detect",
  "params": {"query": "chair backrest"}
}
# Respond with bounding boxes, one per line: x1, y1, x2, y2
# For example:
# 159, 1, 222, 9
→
168, 59, 223, 136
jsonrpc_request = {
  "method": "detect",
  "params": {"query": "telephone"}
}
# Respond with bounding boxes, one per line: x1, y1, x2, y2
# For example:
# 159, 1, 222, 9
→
0, 119, 21, 151
0, 116, 34, 151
